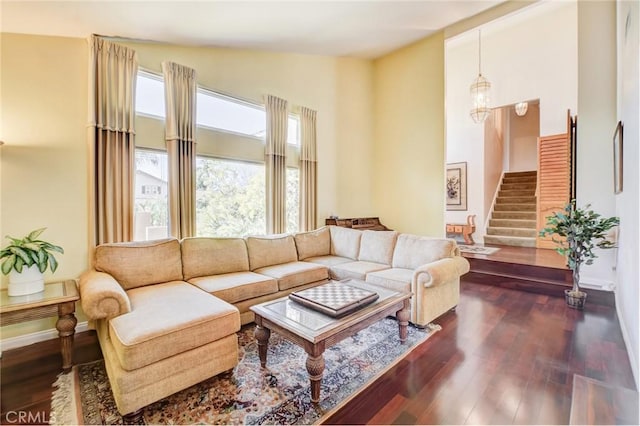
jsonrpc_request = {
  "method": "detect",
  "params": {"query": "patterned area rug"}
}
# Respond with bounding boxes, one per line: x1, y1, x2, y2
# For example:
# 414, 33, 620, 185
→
458, 244, 501, 255
51, 318, 439, 425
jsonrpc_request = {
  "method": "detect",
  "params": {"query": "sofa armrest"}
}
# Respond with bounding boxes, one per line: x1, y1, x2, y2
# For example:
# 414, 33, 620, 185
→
79, 270, 131, 320
413, 256, 470, 288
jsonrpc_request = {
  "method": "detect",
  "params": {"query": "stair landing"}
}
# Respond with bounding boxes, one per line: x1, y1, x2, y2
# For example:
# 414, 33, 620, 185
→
461, 244, 615, 307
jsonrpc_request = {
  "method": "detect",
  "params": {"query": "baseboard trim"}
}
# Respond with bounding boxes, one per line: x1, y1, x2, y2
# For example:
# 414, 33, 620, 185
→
0, 321, 89, 353
615, 292, 639, 390
580, 276, 615, 291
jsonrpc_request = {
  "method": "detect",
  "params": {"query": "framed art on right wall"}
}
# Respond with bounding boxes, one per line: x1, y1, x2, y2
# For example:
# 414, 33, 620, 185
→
613, 121, 623, 194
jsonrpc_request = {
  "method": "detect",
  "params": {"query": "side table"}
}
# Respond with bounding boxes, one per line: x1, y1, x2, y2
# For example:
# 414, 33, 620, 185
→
1, 280, 79, 372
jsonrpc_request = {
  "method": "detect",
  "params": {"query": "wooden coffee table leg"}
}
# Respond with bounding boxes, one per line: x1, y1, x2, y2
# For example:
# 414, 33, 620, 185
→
305, 344, 326, 403
396, 300, 410, 344
57, 301, 77, 373
255, 324, 271, 368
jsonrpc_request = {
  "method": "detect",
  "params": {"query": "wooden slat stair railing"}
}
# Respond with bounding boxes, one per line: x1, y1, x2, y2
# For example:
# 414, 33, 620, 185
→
536, 132, 571, 249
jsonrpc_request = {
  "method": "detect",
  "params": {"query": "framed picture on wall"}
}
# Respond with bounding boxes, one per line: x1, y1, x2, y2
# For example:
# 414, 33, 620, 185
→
446, 162, 467, 211
613, 121, 623, 194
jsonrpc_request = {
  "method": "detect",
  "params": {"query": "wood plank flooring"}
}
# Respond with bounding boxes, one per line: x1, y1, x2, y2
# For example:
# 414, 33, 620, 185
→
1, 277, 637, 425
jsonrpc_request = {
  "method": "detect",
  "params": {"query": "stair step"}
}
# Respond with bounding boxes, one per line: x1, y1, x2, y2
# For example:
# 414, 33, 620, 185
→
504, 170, 537, 177
487, 227, 538, 237
498, 189, 536, 197
501, 183, 537, 190
494, 203, 536, 212
496, 196, 536, 204
502, 176, 537, 184
489, 219, 537, 228
492, 211, 537, 220
484, 235, 537, 247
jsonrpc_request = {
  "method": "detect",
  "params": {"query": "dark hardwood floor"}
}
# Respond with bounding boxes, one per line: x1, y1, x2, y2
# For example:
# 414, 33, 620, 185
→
1, 276, 636, 425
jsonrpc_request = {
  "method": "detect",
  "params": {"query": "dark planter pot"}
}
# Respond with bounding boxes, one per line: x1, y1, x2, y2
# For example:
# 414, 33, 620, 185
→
565, 289, 587, 310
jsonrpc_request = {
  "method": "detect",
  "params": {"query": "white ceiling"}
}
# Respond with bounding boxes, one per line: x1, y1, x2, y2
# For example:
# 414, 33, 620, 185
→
1, 1, 504, 58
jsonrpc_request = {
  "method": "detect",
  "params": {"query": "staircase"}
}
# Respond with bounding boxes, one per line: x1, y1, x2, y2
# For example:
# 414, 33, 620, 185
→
484, 171, 537, 247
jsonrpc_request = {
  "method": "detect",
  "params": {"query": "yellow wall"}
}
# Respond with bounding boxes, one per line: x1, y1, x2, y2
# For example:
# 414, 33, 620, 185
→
372, 32, 445, 235
0, 34, 89, 336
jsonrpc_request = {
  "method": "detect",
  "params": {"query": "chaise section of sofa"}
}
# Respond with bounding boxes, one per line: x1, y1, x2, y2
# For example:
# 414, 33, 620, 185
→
78, 238, 241, 419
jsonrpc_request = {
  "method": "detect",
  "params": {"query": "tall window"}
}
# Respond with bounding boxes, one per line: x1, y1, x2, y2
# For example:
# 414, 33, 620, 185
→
286, 168, 300, 233
136, 71, 165, 118
134, 70, 302, 237
196, 157, 266, 237
134, 149, 169, 241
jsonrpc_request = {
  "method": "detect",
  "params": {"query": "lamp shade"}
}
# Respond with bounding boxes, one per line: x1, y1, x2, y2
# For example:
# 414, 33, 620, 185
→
470, 74, 491, 123
515, 102, 528, 116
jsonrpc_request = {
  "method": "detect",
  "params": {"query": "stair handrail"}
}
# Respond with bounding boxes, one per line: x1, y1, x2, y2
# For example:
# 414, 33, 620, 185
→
484, 170, 506, 233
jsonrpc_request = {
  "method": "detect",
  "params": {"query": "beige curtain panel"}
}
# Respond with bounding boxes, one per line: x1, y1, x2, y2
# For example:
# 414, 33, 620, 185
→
88, 35, 138, 245
163, 61, 197, 240
299, 107, 318, 232
265, 95, 288, 234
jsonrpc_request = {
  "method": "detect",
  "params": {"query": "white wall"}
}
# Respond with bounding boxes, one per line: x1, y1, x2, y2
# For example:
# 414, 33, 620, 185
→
615, 0, 639, 388
508, 102, 539, 172
445, 1, 578, 241
577, 1, 618, 289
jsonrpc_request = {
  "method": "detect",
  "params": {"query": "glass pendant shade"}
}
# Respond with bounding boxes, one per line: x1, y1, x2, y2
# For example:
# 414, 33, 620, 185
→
470, 74, 491, 123
515, 101, 528, 116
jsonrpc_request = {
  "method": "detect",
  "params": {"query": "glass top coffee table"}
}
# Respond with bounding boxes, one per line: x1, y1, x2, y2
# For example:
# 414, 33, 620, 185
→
250, 278, 411, 403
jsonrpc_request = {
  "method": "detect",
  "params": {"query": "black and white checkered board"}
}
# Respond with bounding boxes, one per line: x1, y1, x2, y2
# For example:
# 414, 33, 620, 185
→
293, 282, 376, 310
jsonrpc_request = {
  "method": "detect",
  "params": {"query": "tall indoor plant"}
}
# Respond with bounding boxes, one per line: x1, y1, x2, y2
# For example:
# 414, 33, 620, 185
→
0, 228, 64, 296
539, 201, 619, 309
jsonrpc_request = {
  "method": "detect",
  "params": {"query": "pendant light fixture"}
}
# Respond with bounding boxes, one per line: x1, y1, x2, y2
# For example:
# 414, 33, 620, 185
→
515, 101, 528, 116
470, 29, 491, 123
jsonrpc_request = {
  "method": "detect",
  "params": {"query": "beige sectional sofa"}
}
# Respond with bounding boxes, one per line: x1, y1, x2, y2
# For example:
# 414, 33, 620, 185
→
78, 226, 469, 418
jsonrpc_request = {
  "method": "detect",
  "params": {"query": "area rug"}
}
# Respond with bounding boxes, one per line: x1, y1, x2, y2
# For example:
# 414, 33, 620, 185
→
51, 318, 439, 425
458, 244, 500, 255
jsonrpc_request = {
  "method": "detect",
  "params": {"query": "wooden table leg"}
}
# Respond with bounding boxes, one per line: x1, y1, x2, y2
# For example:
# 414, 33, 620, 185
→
57, 301, 77, 373
255, 324, 271, 368
305, 350, 326, 403
396, 300, 410, 344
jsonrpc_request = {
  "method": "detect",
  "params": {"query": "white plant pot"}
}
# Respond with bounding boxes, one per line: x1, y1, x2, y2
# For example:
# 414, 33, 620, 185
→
8, 265, 45, 296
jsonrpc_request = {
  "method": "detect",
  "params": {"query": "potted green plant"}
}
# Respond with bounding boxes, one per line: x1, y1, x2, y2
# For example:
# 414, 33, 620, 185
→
539, 201, 619, 309
0, 228, 64, 296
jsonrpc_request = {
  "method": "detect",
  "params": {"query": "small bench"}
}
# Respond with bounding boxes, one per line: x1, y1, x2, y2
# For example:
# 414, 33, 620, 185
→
446, 214, 476, 244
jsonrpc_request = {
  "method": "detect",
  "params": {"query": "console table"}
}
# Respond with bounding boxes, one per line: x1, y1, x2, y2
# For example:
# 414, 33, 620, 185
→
325, 217, 391, 231
0, 280, 79, 372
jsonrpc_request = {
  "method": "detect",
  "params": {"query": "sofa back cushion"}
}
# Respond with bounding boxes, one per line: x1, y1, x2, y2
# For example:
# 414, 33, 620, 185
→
95, 238, 183, 290
358, 230, 398, 265
294, 227, 331, 260
181, 237, 249, 280
392, 234, 457, 269
246, 234, 298, 271
329, 226, 362, 260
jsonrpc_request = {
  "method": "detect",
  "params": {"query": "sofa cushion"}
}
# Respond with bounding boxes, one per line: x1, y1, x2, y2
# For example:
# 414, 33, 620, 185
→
255, 261, 328, 291
294, 227, 331, 260
392, 234, 457, 270
329, 226, 362, 260
181, 237, 249, 280
95, 239, 183, 290
366, 268, 412, 293
358, 230, 398, 265
109, 281, 239, 371
246, 235, 298, 271
304, 255, 353, 267
188, 272, 278, 304
329, 261, 390, 281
